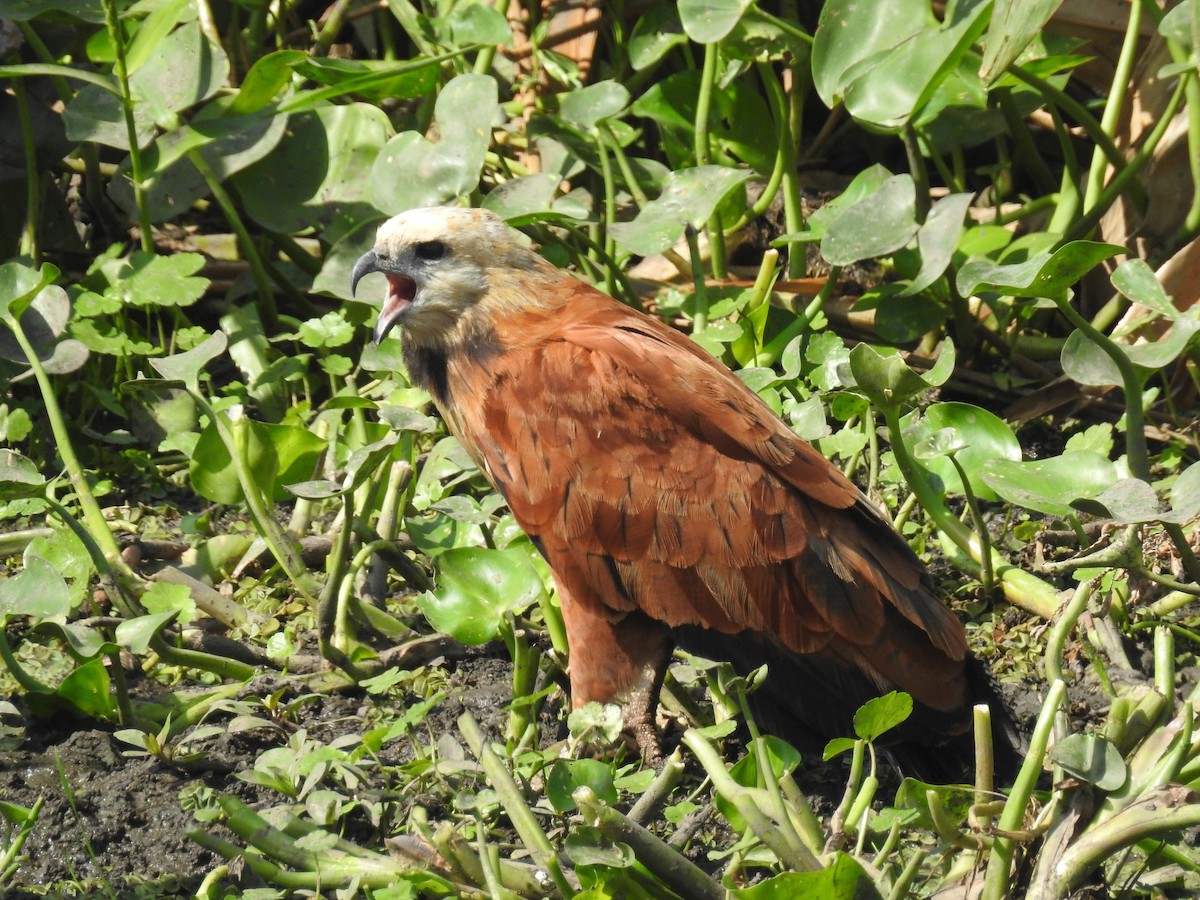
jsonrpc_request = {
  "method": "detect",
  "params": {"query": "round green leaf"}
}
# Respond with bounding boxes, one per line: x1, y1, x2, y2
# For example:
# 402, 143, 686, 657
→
610, 166, 753, 256
233, 103, 392, 235
33, 621, 113, 659
371, 73, 499, 215
56, 657, 116, 719
854, 690, 913, 742
812, 0, 933, 108
1111, 258, 1177, 320
0, 448, 46, 499
902, 402, 1021, 501
980, 452, 1117, 517
418, 546, 547, 645
1050, 733, 1126, 791
821, 175, 919, 266
558, 81, 629, 130
547, 759, 618, 813
189, 416, 325, 505
0, 554, 70, 620
957, 241, 1124, 299
677, 0, 751, 43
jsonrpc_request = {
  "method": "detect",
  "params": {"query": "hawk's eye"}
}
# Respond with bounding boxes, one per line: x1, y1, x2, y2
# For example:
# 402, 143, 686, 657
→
414, 240, 448, 261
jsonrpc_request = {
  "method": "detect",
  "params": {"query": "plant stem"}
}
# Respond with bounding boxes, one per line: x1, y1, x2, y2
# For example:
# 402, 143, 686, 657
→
100, 0, 153, 252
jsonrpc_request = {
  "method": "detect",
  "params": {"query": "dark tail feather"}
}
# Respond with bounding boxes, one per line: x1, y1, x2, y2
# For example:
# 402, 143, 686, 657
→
672, 626, 1027, 783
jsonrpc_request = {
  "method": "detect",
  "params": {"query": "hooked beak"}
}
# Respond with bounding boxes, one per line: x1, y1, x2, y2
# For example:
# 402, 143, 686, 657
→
352, 249, 416, 344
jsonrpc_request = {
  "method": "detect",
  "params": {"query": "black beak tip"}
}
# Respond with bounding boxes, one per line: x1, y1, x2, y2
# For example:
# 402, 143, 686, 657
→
350, 249, 379, 297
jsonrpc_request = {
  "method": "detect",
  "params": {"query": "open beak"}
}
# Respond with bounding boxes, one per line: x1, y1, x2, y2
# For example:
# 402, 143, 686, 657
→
352, 249, 416, 344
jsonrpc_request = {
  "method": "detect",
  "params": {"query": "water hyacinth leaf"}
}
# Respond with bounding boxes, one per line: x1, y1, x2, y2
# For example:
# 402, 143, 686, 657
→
56, 657, 116, 719
609, 166, 753, 256
0, 284, 70, 362
872, 288, 946, 343
371, 73, 498, 214
1111, 258, 1177, 320
101, 252, 209, 309
902, 192, 974, 295
480, 173, 584, 226
149, 331, 227, 392
0, 449, 45, 499
0, 555, 70, 620
1050, 733, 1127, 791
287, 56, 441, 107
903, 402, 1021, 500
0, 0, 107, 21
1062, 319, 1200, 387
558, 80, 629, 130
419, 546, 547, 645
980, 452, 1118, 517
957, 241, 1124, 298
838, 0, 990, 131
821, 174, 919, 266
779, 165, 895, 245
854, 691, 913, 742
630, 5, 687, 70
1171, 461, 1200, 520
0, 260, 59, 323
846, 339, 955, 410
190, 417, 325, 505
547, 759, 618, 812
1071, 479, 1165, 523
230, 49, 306, 114
735, 853, 882, 898
443, 2, 511, 45
812, 0, 932, 109
116, 610, 183, 654
233, 103, 392, 235
677, 0, 751, 43
979, 0, 1064, 84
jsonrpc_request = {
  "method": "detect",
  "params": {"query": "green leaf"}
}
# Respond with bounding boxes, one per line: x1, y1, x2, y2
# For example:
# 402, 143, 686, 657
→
233, 103, 392, 236
115, 610, 182, 654
846, 340, 955, 411
836, 0, 991, 131
980, 452, 1118, 517
1071, 478, 1164, 524
854, 691, 913, 742
149, 331, 228, 393
1050, 733, 1126, 791
902, 403, 1021, 500
190, 417, 325, 505
371, 73, 498, 214
558, 80, 629, 130
34, 621, 112, 659
734, 853, 883, 899
902, 192, 974, 295
957, 241, 1124, 299
609, 166, 753, 256
1061, 319, 1200, 386
419, 547, 547, 644
0, 555, 70, 621
0, 449, 47, 500
677, 0, 752, 43
979, 0, 1065, 83
140, 581, 196, 624
547, 759, 618, 813
0, 260, 59, 324
812, 0, 933, 109
821, 175, 920, 265
714, 735, 802, 831
1111, 258, 1177, 320
230, 49, 306, 114
56, 657, 116, 719
630, 6, 687, 71
1171, 461, 1200, 521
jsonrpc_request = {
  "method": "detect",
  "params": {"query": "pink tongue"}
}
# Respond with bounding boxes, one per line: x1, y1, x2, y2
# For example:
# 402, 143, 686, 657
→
383, 275, 416, 317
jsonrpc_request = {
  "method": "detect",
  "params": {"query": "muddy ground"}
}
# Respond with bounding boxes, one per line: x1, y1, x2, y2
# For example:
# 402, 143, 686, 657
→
0, 624, 1128, 899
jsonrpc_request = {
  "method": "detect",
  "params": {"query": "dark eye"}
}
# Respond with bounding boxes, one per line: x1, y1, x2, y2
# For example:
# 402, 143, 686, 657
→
414, 240, 447, 261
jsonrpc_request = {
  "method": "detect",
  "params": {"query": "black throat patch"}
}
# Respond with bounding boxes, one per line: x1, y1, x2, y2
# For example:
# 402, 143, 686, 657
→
402, 329, 504, 406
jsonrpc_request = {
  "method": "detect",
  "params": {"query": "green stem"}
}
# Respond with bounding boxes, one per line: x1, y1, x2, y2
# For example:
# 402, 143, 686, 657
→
756, 267, 842, 366
686, 225, 708, 331
188, 149, 279, 328
982, 679, 1067, 900
100, 0, 153, 252
1081, 0, 1144, 213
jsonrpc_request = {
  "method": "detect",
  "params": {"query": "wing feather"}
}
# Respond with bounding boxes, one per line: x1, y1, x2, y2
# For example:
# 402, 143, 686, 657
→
459, 280, 968, 710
